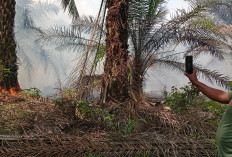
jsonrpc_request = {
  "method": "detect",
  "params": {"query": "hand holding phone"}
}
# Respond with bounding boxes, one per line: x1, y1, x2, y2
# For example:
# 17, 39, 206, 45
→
185, 56, 193, 74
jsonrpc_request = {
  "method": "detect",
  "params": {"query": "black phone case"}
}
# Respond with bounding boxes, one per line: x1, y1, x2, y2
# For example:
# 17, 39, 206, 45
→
185, 56, 193, 74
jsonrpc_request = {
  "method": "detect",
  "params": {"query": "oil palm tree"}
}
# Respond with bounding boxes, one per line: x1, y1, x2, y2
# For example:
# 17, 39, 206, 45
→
0, 0, 78, 92
128, 0, 232, 101
102, 0, 130, 102
0, 0, 19, 91
128, 0, 166, 100
39, 0, 130, 102
38, 0, 232, 102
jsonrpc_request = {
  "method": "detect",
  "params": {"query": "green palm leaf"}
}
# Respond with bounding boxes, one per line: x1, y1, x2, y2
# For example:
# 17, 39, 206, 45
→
61, 0, 79, 20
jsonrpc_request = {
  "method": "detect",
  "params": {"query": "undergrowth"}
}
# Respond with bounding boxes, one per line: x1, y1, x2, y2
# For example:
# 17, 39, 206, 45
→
19, 87, 41, 99
0, 85, 223, 156
165, 83, 227, 126
165, 83, 200, 113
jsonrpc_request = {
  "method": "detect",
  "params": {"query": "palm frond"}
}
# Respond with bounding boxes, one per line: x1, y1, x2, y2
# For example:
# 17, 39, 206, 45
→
33, 46, 50, 72
31, 1, 60, 20
128, 0, 168, 62
36, 0, 106, 94
16, 0, 34, 6
140, 0, 232, 67
16, 45, 36, 83
170, 0, 229, 25
66, 0, 106, 96
72, 16, 106, 35
152, 59, 230, 88
195, 64, 230, 89
36, 26, 99, 54
194, 0, 232, 24
61, 0, 79, 20
21, 8, 35, 29
15, 0, 63, 84
127, 0, 232, 94
147, 0, 166, 18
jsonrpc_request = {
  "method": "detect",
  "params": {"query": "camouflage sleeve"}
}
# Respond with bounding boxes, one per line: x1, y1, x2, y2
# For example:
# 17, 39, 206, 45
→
228, 92, 232, 101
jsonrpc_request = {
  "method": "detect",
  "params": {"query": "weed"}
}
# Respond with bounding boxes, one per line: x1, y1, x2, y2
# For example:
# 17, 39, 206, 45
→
77, 100, 114, 122
200, 100, 227, 120
22, 87, 41, 98
0, 129, 11, 135
165, 83, 199, 113
53, 97, 64, 106
229, 81, 232, 90
53, 89, 78, 118
0, 103, 29, 135
122, 119, 138, 135
77, 100, 92, 116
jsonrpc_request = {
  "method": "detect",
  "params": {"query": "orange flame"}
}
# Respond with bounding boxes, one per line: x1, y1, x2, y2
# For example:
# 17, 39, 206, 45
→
0, 84, 21, 95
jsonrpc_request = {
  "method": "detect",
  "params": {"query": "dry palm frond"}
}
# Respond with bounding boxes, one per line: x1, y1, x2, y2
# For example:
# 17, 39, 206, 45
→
0, 94, 218, 156
0, 93, 76, 135
0, 131, 215, 157
36, 4, 106, 100
66, 0, 106, 100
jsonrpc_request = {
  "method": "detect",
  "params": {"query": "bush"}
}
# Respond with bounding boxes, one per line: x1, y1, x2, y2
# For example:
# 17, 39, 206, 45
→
200, 100, 227, 121
121, 119, 138, 135
165, 83, 200, 113
77, 100, 114, 122
22, 87, 41, 98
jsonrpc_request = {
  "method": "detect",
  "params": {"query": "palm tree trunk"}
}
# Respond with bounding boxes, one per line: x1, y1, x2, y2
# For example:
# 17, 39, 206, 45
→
102, 0, 130, 102
131, 54, 143, 101
0, 0, 19, 91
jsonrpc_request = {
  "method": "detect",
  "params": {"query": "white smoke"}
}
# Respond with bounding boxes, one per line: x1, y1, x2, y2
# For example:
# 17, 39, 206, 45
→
15, 0, 74, 96
15, 0, 232, 98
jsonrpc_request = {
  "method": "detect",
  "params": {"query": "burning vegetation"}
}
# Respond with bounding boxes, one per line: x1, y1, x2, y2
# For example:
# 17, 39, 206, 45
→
0, 85, 21, 95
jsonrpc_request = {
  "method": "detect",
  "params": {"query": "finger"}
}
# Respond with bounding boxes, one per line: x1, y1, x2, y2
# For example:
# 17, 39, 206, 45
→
193, 68, 197, 74
184, 72, 189, 77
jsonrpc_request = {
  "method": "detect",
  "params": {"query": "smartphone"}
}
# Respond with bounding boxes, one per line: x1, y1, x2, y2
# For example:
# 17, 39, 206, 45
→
185, 56, 193, 74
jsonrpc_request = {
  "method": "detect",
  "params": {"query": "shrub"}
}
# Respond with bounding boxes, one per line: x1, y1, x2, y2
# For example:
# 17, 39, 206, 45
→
121, 119, 138, 135
24, 87, 41, 98
77, 100, 114, 122
165, 83, 200, 113
200, 100, 227, 121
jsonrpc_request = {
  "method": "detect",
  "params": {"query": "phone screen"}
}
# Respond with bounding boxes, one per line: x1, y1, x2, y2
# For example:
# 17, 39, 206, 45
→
185, 56, 193, 74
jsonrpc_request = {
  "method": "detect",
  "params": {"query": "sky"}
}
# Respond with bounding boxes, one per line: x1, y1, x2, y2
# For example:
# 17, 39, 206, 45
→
20, 0, 232, 97
76, 0, 190, 17
36, 0, 190, 25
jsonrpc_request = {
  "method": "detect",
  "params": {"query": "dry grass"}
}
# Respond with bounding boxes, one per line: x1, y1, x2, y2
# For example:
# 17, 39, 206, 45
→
0, 93, 217, 156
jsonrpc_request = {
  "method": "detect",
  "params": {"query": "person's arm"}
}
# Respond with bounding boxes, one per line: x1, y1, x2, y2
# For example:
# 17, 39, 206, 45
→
185, 68, 230, 104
